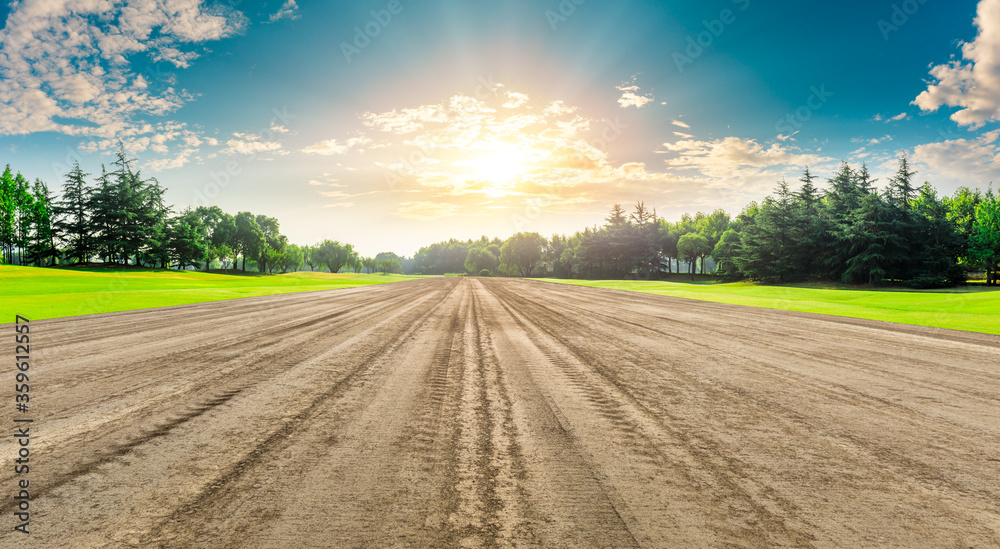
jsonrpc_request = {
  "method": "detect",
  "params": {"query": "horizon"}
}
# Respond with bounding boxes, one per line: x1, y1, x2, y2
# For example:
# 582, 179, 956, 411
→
1, 0, 999, 256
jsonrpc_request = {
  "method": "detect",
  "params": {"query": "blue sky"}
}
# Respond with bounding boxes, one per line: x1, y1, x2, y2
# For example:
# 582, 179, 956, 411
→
1, 0, 998, 255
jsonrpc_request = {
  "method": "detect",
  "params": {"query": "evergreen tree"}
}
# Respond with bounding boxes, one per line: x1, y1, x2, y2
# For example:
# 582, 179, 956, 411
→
0, 166, 14, 264
26, 179, 57, 266
792, 167, 827, 277
838, 193, 909, 285
736, 184, 796, 283
53, 161, 94, 264
88, 166, 118, 263
13, 172, 33, 265
887, 153, 917, 209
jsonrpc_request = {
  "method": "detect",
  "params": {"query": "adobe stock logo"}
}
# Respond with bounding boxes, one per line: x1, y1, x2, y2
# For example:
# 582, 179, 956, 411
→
878, 0, 929, 41
775, 85, 834, 136
673, 0, 751, 73
340, 0, 412, 63
545, 0, 586, 31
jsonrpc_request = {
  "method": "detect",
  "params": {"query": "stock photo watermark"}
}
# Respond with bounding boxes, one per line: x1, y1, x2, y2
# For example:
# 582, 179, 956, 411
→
546, 0, 586, 31
775, 85, 834, 136
878, 0, 929, 41
340, 0, 413, 63
192, 107, 296, 207
673, 0, 750, 73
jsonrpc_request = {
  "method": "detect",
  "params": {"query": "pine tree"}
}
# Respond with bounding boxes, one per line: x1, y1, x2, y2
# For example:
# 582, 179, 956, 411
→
855, 162, 877, 195
12, 172, 33, 265
26, 179, 57, 266
0, 166, 14, 264
736, 181, 796, 282
839, 193, 909, 285
88, 165, 120, 263
792, 167, 827, 277
888, 153, 917, 209
53, 161, 94, 264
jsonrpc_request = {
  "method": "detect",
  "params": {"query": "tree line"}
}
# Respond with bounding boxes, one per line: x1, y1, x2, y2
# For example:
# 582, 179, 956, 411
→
6, 145, 999, 287
412, 156, 999, 287
0, 144, 396, 274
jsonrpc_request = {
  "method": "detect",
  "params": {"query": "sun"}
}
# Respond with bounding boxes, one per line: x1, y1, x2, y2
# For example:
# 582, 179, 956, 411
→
458, 143, 534, 188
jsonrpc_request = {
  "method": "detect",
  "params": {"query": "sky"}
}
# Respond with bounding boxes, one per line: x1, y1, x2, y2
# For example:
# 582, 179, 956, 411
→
1, 0, 999, 256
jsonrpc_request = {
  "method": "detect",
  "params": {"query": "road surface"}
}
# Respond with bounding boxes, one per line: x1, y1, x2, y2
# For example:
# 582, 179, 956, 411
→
2, 277, 999, 547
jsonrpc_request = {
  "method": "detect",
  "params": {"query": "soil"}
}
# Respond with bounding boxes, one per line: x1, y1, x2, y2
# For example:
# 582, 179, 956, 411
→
2, 277, 998, 548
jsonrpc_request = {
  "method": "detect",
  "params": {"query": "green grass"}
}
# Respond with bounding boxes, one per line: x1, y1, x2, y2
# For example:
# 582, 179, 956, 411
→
535, 276, 1000, 335
0, 265, 422, 321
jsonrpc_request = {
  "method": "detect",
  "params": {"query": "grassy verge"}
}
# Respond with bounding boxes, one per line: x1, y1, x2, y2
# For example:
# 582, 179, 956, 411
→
535, 276, 1000, 335
0, 265, 422, 320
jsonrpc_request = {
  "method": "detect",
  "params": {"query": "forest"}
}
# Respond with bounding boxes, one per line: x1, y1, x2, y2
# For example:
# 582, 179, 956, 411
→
3, 145, 999, 287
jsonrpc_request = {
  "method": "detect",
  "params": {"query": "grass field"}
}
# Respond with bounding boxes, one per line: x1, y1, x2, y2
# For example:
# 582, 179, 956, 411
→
537, 276, 1000, 335
0, 265, 420, 321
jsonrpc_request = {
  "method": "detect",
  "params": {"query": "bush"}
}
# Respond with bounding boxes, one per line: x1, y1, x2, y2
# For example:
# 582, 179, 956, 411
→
479, 269, 491, 277
902, 274, 951, 289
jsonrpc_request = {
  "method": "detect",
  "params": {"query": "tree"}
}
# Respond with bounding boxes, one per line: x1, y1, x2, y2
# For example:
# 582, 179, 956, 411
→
280, 244, 304, 273
465, 245, 498, 275
412, 239, 472, 274
677, 233, 710, 280
169, 210, 208, 270
0, 165, 13, 263
12, 172, 33, 265
712, 229, 743, 281
736, 182, 796, 282
313, 240, 357, 274
233, 211, 264, 271
53, 162, 94, 264
606, 203, 627, 226
971, 194, 1000, 285
697, 209, 730, 274
254, 214, 287, 273
499, 232, 546, 276
887, 153, 917, 209
303, 245, 318, 271
26, 179, 57, 266
837, 193, 909, 286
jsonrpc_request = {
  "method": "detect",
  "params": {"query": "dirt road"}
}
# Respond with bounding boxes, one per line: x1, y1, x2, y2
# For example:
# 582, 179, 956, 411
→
2, 277, 999, 547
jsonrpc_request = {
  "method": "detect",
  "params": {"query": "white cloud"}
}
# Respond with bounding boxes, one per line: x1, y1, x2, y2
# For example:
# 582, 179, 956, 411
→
616, 76, 654, 109
887, 112, 909, 122
658, 137, 836, 196
671, 120, 691, 129
616, 86, 653, 109
302, 136, 372, 155
503, 92, 529, 109
268, 0, 300, 23
776, 131, 799, 141
0, 0, 247, 168
912, 130, 1000, 184
145, 148, 198, 172
913, 0, 1000, 127
673, 131, 694, 139
222, 132, 283, 155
